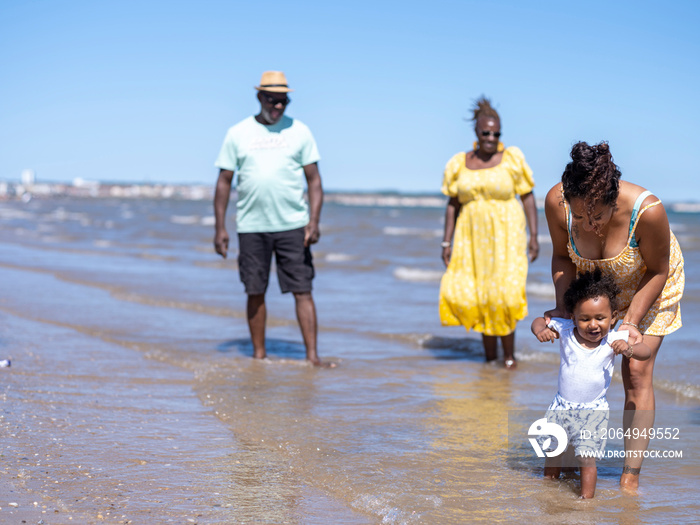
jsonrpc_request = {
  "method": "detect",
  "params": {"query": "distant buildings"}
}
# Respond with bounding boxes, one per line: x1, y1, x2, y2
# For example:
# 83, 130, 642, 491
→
20, 169, 35, 186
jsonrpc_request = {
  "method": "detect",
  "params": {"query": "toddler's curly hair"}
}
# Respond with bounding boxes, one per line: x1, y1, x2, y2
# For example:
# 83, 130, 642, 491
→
564, 268, 620, 314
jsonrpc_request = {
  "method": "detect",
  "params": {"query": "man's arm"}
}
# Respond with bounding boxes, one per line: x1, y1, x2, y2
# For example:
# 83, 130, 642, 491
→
303, 162, 323, 247
213, 169, 234, 258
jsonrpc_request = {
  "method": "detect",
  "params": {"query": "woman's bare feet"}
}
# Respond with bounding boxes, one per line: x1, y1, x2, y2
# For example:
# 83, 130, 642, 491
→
620, 467, 640, 493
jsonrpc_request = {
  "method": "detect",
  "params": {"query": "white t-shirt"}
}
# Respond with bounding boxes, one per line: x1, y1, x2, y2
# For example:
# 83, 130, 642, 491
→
548, 317, 629, 404
215, 115, 320, 233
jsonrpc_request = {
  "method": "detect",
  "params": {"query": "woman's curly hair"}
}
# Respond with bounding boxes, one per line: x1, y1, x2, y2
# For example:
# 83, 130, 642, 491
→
471, 96, 500, 123
564, 268, 620, 314
562, 141, 622, 221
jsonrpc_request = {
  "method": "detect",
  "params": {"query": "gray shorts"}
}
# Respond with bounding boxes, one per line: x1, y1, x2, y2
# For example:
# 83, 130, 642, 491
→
541, 393, 610, 457
238, 227, 314, 295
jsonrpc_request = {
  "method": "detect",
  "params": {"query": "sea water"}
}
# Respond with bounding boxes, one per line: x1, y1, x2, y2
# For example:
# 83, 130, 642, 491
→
0, 194, 698, 523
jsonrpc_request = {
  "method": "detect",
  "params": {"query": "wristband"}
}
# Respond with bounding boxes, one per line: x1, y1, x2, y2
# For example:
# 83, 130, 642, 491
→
441, 241, 451, 248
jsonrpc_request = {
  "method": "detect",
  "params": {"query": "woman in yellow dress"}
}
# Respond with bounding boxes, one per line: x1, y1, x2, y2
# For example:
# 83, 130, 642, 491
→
439, 97, 539, 368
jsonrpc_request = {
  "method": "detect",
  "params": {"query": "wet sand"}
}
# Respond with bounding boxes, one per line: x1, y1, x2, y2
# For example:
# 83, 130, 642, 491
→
0, 312, 366, 524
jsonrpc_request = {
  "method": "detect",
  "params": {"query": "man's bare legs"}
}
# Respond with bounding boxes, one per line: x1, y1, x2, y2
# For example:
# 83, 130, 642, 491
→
294, 291, 331, 366
247, 293, 267, 359
482, 332, 516, 368
247, 291, 332, 367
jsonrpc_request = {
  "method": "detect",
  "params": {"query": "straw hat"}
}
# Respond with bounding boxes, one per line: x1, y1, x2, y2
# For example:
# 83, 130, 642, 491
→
255, 71, 293, 93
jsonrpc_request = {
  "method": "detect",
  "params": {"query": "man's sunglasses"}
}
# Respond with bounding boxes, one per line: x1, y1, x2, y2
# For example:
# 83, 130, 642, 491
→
261, 93, 291, 106
479, 130, 501, 138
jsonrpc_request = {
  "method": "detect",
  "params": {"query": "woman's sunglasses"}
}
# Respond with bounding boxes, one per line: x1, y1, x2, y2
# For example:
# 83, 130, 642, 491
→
479, 130, 501, 138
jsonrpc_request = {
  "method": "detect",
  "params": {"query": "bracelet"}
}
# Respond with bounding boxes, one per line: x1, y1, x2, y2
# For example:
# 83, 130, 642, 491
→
440, 241, 451, 248
626, 344, 634, 359
621, 321, 640, 330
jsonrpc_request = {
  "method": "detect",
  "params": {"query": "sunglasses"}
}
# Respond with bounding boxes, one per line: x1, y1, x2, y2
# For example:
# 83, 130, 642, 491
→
261, 93, 291, 106
479, 130, 501, 138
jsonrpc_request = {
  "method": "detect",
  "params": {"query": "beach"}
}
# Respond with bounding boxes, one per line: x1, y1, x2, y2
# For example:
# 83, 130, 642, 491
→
1, 193, 698, 524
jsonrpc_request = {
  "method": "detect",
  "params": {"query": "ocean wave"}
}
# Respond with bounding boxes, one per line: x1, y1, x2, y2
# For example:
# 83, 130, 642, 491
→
43, 208, 90, 223
516, 349, 560, 364
674, 234, 699, 247
327, 193, 446, 208
655, 379, 700, 401
394, 266, 443, 282
669, 222, 686, 232
383, 227, 442, 237
170, 215, 216, 226
670, 203, 700, 214
0, 208, 34, 220
526, 282, 555, 299
41, 235, 74, 243
324, 252, 356, 262
170, 215, 200, 225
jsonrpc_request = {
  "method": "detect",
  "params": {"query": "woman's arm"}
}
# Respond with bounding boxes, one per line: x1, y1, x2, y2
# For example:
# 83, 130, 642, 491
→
622, 199, 671, 341
520, 191, 539, 262
442, 196, 461, 266
544, 184, 577, 318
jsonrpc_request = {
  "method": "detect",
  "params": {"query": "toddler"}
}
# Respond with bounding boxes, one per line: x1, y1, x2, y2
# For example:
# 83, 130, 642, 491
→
531, 269, 651, 498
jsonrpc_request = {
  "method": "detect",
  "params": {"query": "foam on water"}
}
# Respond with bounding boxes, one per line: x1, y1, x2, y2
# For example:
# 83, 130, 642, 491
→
655, 379, 700, 401
327, 193, 446, 208
393, 266, 443, 282
383, 226, 442, 237
670, 202, 700, 213
170, 215, 200, 225
526, 281, 556, 298
324, 252, 356, 262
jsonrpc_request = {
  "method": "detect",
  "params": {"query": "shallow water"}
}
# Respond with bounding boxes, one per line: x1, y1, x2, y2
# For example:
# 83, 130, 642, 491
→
0, 195, 698, 523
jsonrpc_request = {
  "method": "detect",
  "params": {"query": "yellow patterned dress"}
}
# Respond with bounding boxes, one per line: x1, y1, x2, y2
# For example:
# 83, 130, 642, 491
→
565, 191, 684, 335
439, 146, 535, 336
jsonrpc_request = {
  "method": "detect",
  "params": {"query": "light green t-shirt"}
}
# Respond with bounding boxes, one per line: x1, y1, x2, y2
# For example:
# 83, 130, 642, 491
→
215, 115, 320, 233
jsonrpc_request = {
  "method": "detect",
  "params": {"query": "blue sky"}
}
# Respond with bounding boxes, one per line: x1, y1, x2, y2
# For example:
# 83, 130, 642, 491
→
1, 0, 699, 201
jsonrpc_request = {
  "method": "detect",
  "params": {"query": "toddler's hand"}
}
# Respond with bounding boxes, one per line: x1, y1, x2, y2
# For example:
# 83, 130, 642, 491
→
536, 327, 559, 343
611, 339, 634, 358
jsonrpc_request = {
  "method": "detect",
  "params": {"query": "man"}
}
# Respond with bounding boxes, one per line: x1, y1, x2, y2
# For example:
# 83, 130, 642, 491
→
213, 71, 332, 367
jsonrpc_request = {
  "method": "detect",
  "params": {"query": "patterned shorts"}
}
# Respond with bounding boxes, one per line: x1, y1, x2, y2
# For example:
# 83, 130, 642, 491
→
541, 393, 609, 457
